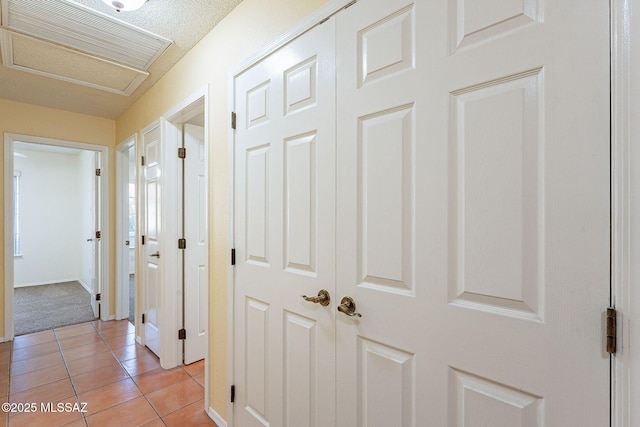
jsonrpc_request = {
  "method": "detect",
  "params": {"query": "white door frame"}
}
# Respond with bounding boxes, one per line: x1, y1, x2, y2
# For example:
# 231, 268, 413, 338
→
160, 86, 210, 376
3, 133, 111, 340
612, 0, 638, 426
226, 0, 634, 426
116, 135, 136, 324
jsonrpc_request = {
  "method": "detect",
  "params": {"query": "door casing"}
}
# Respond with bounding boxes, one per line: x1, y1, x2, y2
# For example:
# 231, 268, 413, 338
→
3, 132, 111, 340
611, 0, 638, 426
116, 135, 137, 325
161, 87, 210, 372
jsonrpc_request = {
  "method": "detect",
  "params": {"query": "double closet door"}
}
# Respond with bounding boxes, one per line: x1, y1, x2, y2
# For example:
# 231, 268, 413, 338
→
233, 0, 611, 425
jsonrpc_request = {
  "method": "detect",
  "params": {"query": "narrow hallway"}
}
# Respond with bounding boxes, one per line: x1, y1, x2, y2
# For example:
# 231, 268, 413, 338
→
0, 320, 215, 426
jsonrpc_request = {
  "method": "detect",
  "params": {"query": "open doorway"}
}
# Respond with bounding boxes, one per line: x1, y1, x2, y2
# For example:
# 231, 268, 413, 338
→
138, 87, 209, 371
4, 133, 110, 340
116, 137, 136, 329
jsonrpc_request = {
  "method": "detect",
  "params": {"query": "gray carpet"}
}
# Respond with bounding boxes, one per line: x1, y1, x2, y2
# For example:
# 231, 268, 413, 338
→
14, 281, 96, 336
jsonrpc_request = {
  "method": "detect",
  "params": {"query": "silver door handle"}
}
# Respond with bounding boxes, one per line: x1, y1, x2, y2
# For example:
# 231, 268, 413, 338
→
150, 252, 160, 258
87, 238, 94, 242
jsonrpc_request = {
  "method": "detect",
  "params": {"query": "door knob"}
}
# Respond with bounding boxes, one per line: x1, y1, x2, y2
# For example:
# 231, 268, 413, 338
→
150, 252, 160, 258
338, 296, 362, 318
301, 289, 330, 306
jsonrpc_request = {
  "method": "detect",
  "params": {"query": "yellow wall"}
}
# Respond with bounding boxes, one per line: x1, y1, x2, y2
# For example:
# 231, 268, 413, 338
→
116, 0, 329, 419
0, 98, 116, 332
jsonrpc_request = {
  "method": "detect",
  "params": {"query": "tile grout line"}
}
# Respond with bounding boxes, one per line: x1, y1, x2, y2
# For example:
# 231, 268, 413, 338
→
55, 324, 93, 427
97, 323, 209, 424
97, 323, 168, 425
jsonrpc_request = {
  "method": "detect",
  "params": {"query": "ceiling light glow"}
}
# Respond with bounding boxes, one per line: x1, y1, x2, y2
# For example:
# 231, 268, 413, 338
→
101, 0, 147, 12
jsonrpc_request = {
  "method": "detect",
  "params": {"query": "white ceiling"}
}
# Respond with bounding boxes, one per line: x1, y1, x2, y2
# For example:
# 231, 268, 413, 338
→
0, 0, 243, 119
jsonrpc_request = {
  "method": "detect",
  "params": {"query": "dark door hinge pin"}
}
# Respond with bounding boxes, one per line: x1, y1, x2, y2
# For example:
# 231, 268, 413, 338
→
607, 307, 617, 354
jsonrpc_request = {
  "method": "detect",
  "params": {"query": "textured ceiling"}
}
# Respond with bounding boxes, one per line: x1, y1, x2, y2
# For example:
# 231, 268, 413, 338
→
0, 0, 243, 119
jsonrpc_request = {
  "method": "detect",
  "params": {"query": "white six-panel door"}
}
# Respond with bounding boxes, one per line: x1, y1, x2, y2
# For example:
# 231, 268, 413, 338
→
335, 0, 609, 425
233, 0, 610, 425
141, 122, 162, 356
233, 18, 337, 427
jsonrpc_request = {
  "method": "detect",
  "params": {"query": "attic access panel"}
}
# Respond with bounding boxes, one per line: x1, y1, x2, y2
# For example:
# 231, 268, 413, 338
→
1, 0, 172, 70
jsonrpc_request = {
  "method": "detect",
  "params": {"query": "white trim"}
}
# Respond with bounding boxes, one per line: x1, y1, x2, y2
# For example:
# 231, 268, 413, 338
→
4, 137, 15, 339
612, 0, 634, 425
77, 279, 91, 294
116, 135, 137, 323
208, 406, 227, 427
227, 2, 352, 425
3, 133, 110, 340
227, 72, 236, 427
13, 278, 88, 289
159, 85, 210, 373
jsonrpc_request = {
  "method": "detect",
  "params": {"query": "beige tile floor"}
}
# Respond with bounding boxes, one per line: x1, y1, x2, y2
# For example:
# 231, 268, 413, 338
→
0, 319, 216, 426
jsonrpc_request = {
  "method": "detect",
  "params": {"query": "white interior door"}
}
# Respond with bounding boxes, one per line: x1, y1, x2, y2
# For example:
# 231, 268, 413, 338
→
183, 123, 207, 364
88, 152, 101, 319
142, 122, 162, 356
335, 0, 610, 426
233, 18, 337, 427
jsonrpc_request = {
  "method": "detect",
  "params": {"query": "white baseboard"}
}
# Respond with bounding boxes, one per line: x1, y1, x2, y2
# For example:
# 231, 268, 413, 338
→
208, 407, 227, 427
14, 278, 84, 288
77, 279, 91, 293
0, 337, 5, 343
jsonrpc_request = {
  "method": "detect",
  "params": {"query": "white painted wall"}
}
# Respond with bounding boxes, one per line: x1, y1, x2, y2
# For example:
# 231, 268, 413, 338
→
14, 149, 84, 287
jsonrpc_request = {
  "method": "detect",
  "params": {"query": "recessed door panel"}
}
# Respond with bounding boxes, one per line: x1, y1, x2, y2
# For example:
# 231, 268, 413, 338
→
284, 311, 317, 427
284, 133, 317, 275
358, 337, 414, 427
450, 70, 542, 320
246, 144, 271, 266
358, 105, 414, 296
